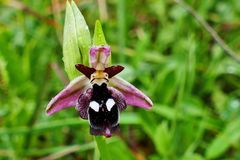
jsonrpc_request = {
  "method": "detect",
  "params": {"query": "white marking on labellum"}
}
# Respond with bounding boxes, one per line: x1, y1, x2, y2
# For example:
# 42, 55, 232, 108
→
89, 101, 100, 112
106, 99, 115, 111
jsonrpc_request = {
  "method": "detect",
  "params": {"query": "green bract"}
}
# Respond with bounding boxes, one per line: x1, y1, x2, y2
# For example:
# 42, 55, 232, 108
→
63, 1, 110, 80
63, 1, 91, 80
93, 20, 107, 46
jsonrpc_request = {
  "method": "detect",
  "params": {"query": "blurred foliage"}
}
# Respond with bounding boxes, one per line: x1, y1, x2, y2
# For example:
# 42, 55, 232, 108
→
0, 0, 240, 159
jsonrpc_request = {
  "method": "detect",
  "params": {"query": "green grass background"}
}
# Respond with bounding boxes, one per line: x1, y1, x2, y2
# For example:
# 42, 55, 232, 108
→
0, 0, 240, 159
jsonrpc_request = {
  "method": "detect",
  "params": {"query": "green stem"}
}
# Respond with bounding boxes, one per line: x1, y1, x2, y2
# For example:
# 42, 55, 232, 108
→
95, 136, 111, 160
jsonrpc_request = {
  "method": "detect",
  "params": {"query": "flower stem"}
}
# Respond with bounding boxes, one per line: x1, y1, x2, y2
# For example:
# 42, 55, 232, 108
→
94, 136, 111, 160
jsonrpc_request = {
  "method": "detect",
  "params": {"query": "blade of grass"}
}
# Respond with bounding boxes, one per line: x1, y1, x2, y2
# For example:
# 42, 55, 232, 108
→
117, 0, 126, 62
0, 113, 140, 135
26, 143, 95, 157
175, 0, 240, 63
206, 118, 240, 159
38, 143, 94, 160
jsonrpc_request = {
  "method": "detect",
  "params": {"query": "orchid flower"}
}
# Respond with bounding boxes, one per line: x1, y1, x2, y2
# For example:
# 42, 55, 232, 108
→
46, 45, 153, 137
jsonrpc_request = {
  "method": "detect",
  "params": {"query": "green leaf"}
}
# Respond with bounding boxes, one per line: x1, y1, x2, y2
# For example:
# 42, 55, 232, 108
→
71, 1, 91, 65
93, 20, 107, 45
63, 1, 81, 80
108, 137, 135, 160
181, 154, 204, 160
139, 110, 158, 139
26, 143, 95, 157
154, 121, 172, 156
152, 105, 184, 120
0, 55, 9, 90
63, 1, 91, 80
206, 118, 240, 159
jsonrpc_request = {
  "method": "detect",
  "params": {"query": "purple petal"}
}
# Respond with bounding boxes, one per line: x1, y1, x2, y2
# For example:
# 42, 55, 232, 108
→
104, 65, 124, 78
109, 77, 153, 109
75, 64, 96, 79
46, 76, 89, 115
90, 45, 111, 68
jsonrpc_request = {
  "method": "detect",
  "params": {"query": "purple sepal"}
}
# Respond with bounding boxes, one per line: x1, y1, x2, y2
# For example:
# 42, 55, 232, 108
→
109, 77, 153, 109
90, 45, 111, 68
46, 76, 89, 115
